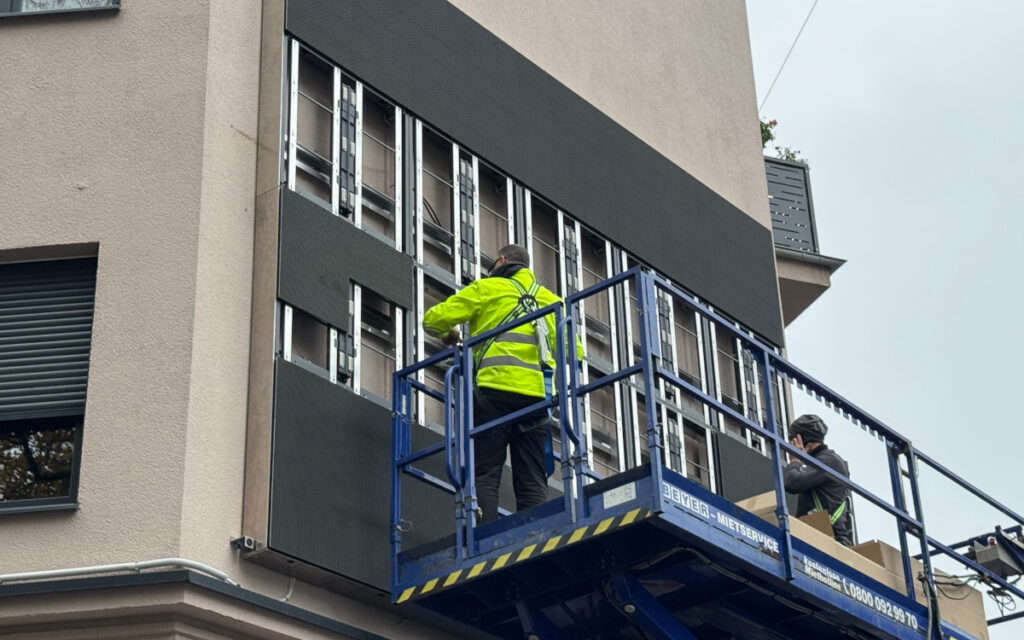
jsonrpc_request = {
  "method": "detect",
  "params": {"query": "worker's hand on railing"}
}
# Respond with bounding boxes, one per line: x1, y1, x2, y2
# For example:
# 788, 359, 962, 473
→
442, 328, 462, 346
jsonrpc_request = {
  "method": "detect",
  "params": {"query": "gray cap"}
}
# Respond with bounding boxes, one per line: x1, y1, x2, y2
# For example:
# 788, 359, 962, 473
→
789, 414, 828, 442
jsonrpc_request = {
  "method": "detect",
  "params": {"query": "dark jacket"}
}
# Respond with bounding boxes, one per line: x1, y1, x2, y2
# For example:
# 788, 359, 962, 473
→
783, 444, 853, 546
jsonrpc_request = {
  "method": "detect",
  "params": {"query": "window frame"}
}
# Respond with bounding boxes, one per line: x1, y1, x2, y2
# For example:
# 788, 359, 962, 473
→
351, 283, 404, 407
0, 257, 96, 514
0, 0, 120, 18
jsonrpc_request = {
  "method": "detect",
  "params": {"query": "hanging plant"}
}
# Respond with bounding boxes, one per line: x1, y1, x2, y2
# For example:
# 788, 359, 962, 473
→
760, 118, 777, 149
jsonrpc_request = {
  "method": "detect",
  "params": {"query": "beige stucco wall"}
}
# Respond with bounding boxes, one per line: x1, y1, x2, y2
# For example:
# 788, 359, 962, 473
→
448, 0, 772, 229
0, 2, 222, 567
0, 4, 474, 638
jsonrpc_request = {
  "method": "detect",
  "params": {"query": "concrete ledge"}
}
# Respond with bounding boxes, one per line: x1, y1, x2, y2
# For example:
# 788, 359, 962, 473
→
775, 247, 846, 325
0, 570, 388, 640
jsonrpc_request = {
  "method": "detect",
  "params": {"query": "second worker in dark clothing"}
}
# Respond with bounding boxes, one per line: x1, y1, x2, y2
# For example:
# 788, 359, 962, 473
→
783, 414, 854, 546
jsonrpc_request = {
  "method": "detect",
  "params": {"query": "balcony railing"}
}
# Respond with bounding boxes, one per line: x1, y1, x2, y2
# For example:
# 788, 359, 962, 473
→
766, 156, 818, 254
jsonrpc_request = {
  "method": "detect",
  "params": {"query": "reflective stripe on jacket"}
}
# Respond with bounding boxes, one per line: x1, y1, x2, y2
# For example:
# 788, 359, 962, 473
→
423, 267, 569, 398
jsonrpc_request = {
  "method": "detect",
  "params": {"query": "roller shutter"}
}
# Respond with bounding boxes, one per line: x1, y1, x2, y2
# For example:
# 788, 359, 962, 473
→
0, 258, 96, 422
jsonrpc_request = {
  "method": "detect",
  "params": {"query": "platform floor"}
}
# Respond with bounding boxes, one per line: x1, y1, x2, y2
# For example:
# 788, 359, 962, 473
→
396, 466, 978, 640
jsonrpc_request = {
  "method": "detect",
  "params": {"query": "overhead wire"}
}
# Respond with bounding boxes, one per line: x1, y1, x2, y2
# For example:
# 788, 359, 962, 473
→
757, 0, 820, 113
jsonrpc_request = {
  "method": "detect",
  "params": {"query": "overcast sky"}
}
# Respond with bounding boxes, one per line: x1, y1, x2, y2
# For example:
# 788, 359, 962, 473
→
746, 2, 1024, 635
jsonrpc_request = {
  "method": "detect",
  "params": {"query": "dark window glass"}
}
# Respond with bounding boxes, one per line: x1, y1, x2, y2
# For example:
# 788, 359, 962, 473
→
0, 416, 81, 504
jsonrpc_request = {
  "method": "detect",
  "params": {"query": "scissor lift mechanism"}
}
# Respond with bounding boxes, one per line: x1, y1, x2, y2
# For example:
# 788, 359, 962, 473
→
391, 267, 1024, 639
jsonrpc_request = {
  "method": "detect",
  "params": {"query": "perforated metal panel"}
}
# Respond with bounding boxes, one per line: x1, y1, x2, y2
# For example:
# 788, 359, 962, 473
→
765, 157, 818, 253
0, 258, 96, 422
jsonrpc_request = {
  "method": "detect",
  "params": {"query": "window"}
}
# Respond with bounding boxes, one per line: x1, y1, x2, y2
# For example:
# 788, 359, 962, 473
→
0, 0, 118, 17
588, 383, 620, 477
671, 298, 705, 416
353, 285, 402, 404
768, 365, 789, 435
580, 229, 613, 368
286, 41, 408, 251
711, 322, 766, 452
360, 90, 402, 246
417, 275, 455, 428
279, 303, 351, 385
277, 290, 403, 407
290, 306, 330, 370
528, 195, 561, 294
0, 258, 96, 511
419, 126, 456, 277
289, 43, 343, 210
683, 421, 712, 489
713, 325, 744, 439
477, 164, 511, 272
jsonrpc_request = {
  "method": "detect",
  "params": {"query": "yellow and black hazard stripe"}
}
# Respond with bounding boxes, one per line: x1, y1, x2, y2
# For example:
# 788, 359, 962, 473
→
396, 507, 653, 604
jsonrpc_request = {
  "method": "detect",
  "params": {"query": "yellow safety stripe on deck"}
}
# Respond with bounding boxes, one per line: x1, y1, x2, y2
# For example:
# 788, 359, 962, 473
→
396, 587, 416, 603
443, 570, 462, 587
593, 517, 615, 535
420, 577, 439, 594
395, 507, 653, 604
542, 535, 562, 553
516, 544, 538, 562
492, 552, 512, 570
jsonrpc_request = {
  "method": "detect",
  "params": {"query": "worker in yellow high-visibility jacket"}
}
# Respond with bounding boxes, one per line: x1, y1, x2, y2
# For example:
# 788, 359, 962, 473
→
423, 244, 575, 522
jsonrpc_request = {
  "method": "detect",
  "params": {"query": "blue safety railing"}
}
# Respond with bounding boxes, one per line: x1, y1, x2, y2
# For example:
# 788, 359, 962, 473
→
391, 267, 1024, 634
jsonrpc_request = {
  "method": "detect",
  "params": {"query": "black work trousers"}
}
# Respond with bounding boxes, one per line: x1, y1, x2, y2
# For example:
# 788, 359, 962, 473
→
473, 388, 550, 523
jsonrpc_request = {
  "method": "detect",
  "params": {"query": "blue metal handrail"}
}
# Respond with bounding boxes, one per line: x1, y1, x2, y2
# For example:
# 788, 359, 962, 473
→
392, 302, 573, 561
392, 267, 1024, 631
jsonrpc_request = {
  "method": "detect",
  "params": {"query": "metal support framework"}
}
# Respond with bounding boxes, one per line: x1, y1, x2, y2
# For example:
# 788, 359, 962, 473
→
352, 81, 363, 225
608, 572, 699, 640
286, 40, 299, 192
281, 303, 293, 362
471, 156, 481, 280
450, 141, 461, 285
394, 105, 404, 251
351, 284, 363, 393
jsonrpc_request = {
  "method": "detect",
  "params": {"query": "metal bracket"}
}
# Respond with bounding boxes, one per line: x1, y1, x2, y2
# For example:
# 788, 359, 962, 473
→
230, 536, 267, 560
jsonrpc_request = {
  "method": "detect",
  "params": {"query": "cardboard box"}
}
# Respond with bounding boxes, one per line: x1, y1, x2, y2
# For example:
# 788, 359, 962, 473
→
853, 540, 988, 640
787, 516, 893, 586
737, 492, 894, 585
734, 491, 781, 520
734, 492, 828, 534
798, 509, 834, 538
852, 539, 887, 566
736, 494, 989, 639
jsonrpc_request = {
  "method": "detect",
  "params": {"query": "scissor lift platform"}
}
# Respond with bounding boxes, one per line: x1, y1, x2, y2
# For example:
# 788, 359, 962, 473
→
395, 465, 978, 640
393, 268, 1019, 639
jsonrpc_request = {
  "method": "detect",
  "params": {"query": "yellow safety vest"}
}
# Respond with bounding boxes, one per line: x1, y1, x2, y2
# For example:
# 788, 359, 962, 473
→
423, 268, 579, 398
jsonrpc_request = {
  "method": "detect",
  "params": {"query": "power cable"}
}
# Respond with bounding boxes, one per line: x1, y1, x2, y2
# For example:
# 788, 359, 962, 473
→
757, 0, 820, 113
